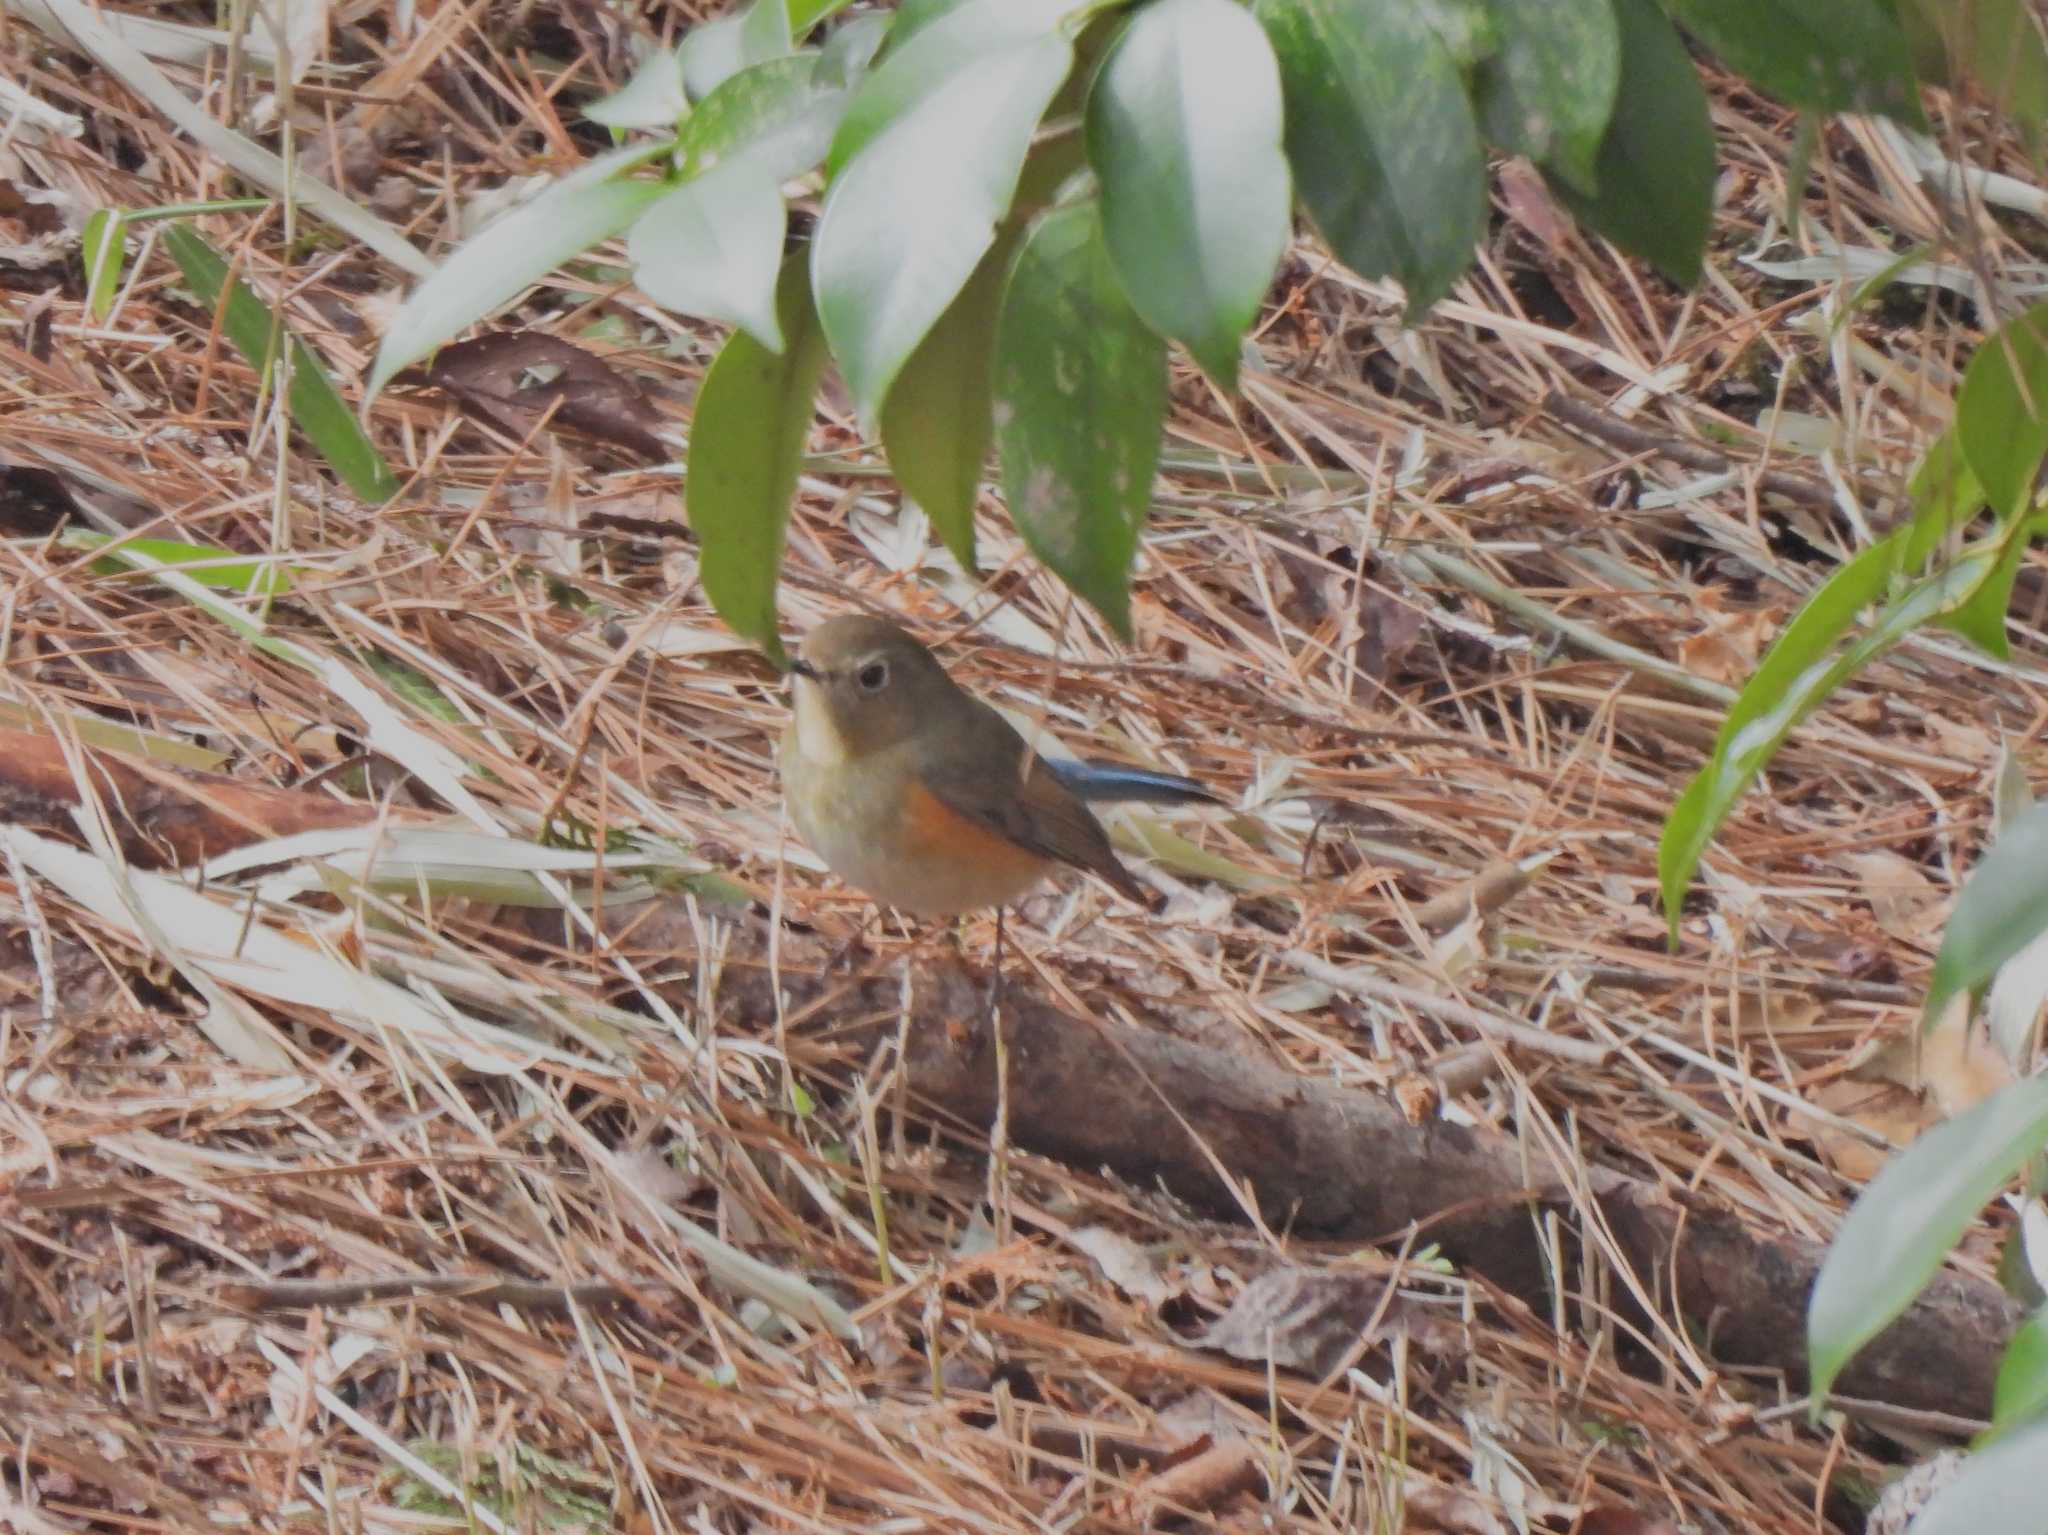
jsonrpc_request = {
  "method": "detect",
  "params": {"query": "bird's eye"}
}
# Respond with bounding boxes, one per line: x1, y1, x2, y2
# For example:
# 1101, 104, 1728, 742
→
857, 660, 889, 692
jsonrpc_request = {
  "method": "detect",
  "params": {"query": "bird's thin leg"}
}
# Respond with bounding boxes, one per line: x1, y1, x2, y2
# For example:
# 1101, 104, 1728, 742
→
987, 904, 1012, 1247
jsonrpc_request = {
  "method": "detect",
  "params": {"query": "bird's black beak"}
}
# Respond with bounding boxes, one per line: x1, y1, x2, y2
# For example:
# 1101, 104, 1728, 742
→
786, 658, 819, 681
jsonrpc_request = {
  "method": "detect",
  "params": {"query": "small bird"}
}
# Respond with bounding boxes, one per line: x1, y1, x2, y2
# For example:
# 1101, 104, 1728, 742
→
780, 615, 1215, 918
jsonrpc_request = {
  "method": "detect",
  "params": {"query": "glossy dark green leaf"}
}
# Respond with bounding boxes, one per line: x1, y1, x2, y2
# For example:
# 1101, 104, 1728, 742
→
1087, 0, 1290, 391
366, 143, 672, 403
827, 0, 1072, 175
162, 225, 400, 505
1666, 0, 1917, 118
1808, 1077, 2048, 1406
1957, 303, 2048, 524
1993, 1308, 2048, 1433
1255, 0, 1485, 316
628, 167, 789, 349
685, 255, 828, 662
994, 203, 1167, 639
1550, 0, 1714, 288
1659, 535, 2001, 937
1471, 0, 1620, 193
879, 234, 1014, 572
678, 54, 843, 181
81, 207, 125, 322
813, 22, 1071, 416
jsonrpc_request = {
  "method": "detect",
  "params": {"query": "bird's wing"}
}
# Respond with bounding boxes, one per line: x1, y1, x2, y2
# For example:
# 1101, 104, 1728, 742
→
914, 707, 1152, 906
1044, 758, 1219, 806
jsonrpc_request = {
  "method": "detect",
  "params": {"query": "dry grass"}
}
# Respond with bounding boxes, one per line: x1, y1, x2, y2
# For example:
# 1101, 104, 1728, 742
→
2, 5, 2042, 1532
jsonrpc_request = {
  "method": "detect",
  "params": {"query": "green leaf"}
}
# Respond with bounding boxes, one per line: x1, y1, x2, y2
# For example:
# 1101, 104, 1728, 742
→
1087, 0, 1290, 391
682, 0, 796, 102
1658, 535, 2001, 936
814, 12, 890, 88
629, 168, 789, 349
1903, 426, 1987, 567
1957, 302, 2048, 524
1925, 800, 2048, 1031
1255, 0, 1486, 316
1665, 0, 1918, 118
1470, 0, 1620, 194
994, 202, 1167, 639
1915, 1415, 2048, 1534
1937, 529, 2025, 658
366, 144, 671, 405
879, 233, 1016, 572
685, 255, 827, 662
678, 53, 844, 181
1992, 1308, 2048, 1434
162, 225, 400, 505
813, 22, 1072, 416
81, 207, 125, 322
1808, 1077, 2048, 1405
827, 0, 1074, 176
64, 530, 295, 595
1550, 0, 1714, 288
789, 0, 851, 35
585, 45, 688, 130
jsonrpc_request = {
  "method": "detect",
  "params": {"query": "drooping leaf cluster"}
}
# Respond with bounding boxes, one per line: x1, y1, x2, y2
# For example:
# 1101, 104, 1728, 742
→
363, 0, 2013, 653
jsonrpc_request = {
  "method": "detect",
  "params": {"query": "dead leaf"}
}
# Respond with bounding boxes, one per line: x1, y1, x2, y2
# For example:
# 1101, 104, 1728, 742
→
1196, 1267, 1463, 1378
1067, 1225, 1175, 1307
1804, 1077, 1936, 1181
1675, 606, 1773, 685
401, 332, 673, 461
1838, 849, 1945, 943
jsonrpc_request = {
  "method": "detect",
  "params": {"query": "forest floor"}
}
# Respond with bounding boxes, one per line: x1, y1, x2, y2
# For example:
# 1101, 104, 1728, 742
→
1, 4, 2042, 1532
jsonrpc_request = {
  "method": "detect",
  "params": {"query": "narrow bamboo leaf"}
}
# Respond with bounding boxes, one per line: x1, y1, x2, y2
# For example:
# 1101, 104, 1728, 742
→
82, 207, 125, 321
878, 234, 1015, 571
585, 45, 688, 129
1471, 0, 1620, 194
1925, 801, 2048, 1031
366, 148, 670, 405
1902, 426, 1985, 566
1957, 302, 2048, 524
629, 168, 789, 350
685, 255, 827, 662
1550, 0, 1714, 288
994, 202, 1167, 639
1665, 0, 1918, 119
1255, 0, 1486, 316
678, 53, 843, 181
1087, 0, 1290, 391
1658, 536, 2000, 936
1807, 1078, 2048, 1406
1991, 1309, 2048, 1433
162, 225, 400, 504
1936, 530, 2025, 658
813, 28, 1071, 416
826, 0, 1073, 176
67, 529, 295, 595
